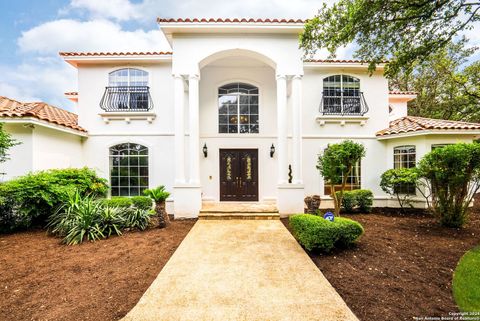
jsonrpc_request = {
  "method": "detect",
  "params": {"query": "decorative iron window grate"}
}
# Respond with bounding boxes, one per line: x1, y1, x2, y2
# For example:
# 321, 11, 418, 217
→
320, 91, 369, 116
100, 86, 153, 112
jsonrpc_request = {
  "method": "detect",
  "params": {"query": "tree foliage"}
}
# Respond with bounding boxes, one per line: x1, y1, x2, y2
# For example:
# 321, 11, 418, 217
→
417, 143, 480, 228
391, 40, 480, 122
380, 168, 419, 211
317, 140, 365, 216
0, 123, 19, 166
300, 0, 480, 78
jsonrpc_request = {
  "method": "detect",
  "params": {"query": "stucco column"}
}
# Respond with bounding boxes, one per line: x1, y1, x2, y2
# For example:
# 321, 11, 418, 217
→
292, 75, 303, 184
173, 74, 185, 184
188, 74, 200, 185
276, 75, 288, 184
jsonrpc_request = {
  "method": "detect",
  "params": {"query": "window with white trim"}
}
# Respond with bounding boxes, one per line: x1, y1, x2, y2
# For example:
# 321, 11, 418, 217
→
324, 161, 361, 196
393, 145, 416, 194
109, 143, 149, 196
218, 83, 259, 133
322, 75, 367, 115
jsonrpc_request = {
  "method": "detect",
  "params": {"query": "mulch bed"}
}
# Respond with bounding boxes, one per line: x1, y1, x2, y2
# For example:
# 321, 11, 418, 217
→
282, 211, 480, 321
0, 220, 195, 321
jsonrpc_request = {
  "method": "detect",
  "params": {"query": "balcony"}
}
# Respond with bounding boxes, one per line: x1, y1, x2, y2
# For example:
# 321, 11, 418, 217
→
319, 92, 369, 116
100, 86, 153, 112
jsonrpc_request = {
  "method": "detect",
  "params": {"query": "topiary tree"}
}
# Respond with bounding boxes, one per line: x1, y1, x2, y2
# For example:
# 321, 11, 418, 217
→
317, 140, 366, 216
143, 185, 170, 228
417, 143, 480, 228
380, 168, 420, 212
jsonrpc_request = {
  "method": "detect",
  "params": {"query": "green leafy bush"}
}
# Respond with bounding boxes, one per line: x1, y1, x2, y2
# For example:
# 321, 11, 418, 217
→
289, 214, 364, 252
130, 196, 153, 210
417, 143, 480, 228
100, 197, 132, 208
335, 189, 373, 213
380, 168, 419, 210
0, 168, 108, 232
0, 196, 24, 233
143, 186, 170, 202
123, 208, 153, 230
355, 189, 373, 212
48, 192, 153, 245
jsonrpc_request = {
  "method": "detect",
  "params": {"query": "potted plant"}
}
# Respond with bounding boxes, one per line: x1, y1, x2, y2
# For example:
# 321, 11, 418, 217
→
143, 186, 171, 228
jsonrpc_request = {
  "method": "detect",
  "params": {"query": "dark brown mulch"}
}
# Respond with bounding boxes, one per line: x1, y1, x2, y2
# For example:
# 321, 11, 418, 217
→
0, 220, 195, 321
282, 211, 480, 321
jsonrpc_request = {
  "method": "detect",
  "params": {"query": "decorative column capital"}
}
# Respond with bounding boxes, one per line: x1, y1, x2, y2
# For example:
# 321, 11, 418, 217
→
276, 74, 287, 81
173, 74, 184, 80
188, 74, 200, 81
292, 74, 303, 80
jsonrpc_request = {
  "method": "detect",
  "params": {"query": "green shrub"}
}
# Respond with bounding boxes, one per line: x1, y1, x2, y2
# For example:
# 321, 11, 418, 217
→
355, 189, 373, 212
0, 196, 25, 233
123, 208, 153, 230
335, 189, 373, 213
100, 197, 132, 208
131, 196, 153, 210
417, 143, 480, 228
48, 192, 153, 245
0, 168, 108, 232
289, 214, 364, 252
340, 191, 356, 212
143, 185, 170, 202
380, 168, 419, 210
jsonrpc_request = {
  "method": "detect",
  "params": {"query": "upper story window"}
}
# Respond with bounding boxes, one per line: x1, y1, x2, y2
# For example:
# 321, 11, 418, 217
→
321, 75, 368, 116
218, 83, 259, 134
100, 68, 153, 112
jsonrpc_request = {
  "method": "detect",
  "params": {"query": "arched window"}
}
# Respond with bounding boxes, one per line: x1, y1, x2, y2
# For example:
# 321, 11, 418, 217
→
101, 68, 152, 111
218, 82, 259, 133
109, 68, 149, 87
322, 75, 367, 115
109, 143, 149, 196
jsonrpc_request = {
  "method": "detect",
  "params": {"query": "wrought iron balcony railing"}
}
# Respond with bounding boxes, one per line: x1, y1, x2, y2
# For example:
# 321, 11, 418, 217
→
100, 86, 154, 112
319, 92, 369, 116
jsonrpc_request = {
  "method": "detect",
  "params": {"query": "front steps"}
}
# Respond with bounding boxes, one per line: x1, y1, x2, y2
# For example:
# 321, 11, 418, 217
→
199, 202, 280, 220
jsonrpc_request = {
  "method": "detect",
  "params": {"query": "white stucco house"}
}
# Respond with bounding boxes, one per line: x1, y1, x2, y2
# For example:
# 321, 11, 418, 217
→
2, 18, 480, 217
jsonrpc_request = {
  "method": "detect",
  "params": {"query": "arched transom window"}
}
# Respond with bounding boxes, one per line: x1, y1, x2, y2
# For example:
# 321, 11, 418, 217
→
109, 143, 149, 196
322, 75, 366, 115
109, 68, 148, 87
218, 82, 259, 133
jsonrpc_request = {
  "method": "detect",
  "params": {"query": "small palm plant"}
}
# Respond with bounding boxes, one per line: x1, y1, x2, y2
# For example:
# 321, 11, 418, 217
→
143, 186, 171, 228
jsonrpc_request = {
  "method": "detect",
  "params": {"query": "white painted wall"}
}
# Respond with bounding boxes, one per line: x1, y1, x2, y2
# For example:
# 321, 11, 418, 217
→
0, 123, 84, 181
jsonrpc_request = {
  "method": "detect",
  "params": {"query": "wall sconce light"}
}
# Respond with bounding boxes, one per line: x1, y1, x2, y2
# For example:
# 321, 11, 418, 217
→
270, 144, 275, 158
203, 143, 208, 158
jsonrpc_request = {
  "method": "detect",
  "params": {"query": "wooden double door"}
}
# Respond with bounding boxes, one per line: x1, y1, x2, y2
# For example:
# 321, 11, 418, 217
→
219, 149, 258, 201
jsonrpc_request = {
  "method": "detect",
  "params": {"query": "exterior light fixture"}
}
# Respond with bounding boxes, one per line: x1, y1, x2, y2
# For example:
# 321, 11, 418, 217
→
270, 144, 275, 158
203, 143, 208, 158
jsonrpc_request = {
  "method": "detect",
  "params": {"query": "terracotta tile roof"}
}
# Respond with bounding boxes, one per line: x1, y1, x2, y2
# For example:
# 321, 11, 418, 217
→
59, 51, 172, 57
64, 92, 78, 96
304, 59, 389, 64
376, 116, 480, 137
0, 96, 86, 133
389, 90, 417, 95
157, 18, 306, 24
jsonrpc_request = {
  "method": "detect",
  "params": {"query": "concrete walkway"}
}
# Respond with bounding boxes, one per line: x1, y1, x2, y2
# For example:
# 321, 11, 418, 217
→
122, 220, 358, 321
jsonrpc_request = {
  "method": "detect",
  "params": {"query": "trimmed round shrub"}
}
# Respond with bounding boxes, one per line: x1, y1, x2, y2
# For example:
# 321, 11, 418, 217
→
100, 197, 132, 208
131, 196, 153, 210
289, 214, 364, 252
355, 189, 373, 212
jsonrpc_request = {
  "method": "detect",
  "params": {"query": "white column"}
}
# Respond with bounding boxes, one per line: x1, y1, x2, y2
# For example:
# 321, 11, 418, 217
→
276, 75, 288, 184
188, 74, 200, 185
292, 75, 303, 184
173, 74, 185, 184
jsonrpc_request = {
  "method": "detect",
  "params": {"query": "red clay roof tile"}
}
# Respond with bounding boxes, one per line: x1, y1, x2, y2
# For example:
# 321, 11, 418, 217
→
59, 51, 172, 57
0, 96, 86, 133
376, 116, 480, 137
157, 18, 306, 24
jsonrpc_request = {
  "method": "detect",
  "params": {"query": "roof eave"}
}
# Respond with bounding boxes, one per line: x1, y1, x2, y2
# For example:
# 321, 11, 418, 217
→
376, 129, 480, 140
303, 62, 386, 70
0, 117, 88, 137
61, 54, 173, 68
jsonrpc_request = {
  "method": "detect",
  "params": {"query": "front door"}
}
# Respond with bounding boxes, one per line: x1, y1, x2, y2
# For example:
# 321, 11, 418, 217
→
219, 149, 258, 201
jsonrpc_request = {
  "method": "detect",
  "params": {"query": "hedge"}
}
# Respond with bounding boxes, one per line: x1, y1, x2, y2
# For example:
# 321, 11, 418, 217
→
289, 214, 364, 252
336, 189, 373, 213
100, 196, 152, 211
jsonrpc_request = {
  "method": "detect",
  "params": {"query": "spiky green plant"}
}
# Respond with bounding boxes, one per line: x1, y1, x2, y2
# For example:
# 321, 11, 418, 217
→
98, 206, 124, 237
123, 208, 154, 230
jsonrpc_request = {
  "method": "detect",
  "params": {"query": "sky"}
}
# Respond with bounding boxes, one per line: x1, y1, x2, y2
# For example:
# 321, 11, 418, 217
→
0, 0, 479, 111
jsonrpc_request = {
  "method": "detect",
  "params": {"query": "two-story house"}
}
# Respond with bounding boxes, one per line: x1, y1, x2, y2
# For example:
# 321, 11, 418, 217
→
2, 18, 480, 217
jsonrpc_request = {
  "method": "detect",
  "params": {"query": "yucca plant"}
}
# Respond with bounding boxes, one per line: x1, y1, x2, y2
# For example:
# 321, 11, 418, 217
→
123, 208, 154, 230
98, 206, 124, 237
48, 191, 106, 245
143, 186, 170, 227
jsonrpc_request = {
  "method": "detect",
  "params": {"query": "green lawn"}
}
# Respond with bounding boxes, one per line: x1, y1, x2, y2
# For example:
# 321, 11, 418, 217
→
453, 246, 480, 312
